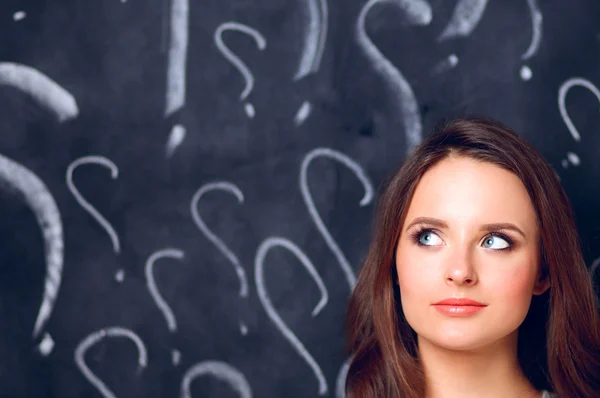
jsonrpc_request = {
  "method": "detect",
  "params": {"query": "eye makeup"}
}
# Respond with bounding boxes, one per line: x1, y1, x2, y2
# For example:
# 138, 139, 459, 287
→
409, 226, 516, 252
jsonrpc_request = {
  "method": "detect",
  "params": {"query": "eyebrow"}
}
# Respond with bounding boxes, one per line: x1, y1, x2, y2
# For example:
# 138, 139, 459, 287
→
404, 217, 526, 238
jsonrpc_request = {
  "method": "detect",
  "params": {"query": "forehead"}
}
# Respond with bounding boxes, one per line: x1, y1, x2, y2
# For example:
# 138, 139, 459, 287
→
404, 157, 538, 230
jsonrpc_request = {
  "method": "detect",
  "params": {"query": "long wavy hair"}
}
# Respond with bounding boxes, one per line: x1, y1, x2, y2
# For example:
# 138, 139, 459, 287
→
344, 117, 600, 397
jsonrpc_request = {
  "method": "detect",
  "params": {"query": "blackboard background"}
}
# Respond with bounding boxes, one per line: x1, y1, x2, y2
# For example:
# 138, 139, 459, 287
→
1, 0, 599, 397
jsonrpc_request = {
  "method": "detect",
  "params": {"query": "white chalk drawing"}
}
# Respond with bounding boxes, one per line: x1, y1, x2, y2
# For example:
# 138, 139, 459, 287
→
295, 0, 328, 80
293, 0, 322, 127
300, 148, 374, 290
166, 124, 187, 158
214, 22, 267, 119
520, 66, 533, 81
66, 156, 121, 254
245, 103, 256, 118
255, 236, 329, 395
357, 0, 431, 154
558, 75, 598, 143
522, 0, 542, 60
165, 0, 189, 117
180, 361, 251, 398
145, 248, 185, 366
520, 0, 542, 80
336, 359, 351, 398
0, 154, 64, 343
74, 327, 148, 398
13, 11, 26, 21
0, 62, 77, 348
164, 0, 189, 153
115, 269, 125, 283
181, 360, 252, 398
191, 182, 248, 297
0, 62, 78, 122
558, 78, 600, 168
294, 101, 312, 126
438, 0, 489, 41
558, 77, 600, 142
191, 182, 249, 334
38, 332, 55, 356
432, 53, 459, 74
560, 152, 580, 169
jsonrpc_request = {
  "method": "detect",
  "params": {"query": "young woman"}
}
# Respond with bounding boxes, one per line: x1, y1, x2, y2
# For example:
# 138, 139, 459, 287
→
345, 117, 600, 397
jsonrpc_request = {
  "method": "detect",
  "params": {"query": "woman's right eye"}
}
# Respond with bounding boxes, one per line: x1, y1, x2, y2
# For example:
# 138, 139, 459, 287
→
412, 229, 443, 246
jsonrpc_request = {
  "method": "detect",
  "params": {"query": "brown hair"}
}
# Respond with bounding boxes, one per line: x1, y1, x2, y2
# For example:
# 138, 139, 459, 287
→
344, 117, 600, 397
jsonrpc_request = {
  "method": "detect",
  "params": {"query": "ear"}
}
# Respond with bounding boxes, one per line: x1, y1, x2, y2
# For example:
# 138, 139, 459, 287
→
532, 270, 550, 296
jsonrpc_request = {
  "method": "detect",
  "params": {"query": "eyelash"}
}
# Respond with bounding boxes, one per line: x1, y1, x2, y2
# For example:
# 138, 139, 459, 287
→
409, 227, 515, 251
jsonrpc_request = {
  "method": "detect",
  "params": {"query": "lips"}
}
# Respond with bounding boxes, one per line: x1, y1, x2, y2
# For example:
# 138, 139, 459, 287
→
432, 298, 487, 317
433, 298, 486, 306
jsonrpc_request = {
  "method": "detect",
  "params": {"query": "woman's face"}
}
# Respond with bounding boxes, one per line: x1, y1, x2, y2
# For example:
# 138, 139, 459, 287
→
395, 156, 549, 352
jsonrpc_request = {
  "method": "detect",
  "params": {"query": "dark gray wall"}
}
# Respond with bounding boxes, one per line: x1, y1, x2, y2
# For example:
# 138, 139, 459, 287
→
0, 0, 599, 396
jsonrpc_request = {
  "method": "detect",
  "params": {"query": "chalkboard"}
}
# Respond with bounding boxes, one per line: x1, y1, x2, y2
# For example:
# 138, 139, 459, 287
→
1, 0, 599, 397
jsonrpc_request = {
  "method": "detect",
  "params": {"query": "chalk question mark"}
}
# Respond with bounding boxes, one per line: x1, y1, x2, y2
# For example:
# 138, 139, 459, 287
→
181, 360, 253, 398
165, 0, 189, 118
357, 0, 432, 155
557, 77, 600, 168
75, 326, 147, 398
191, 182, 249, 335
434, 0, 542, 80
292, 0, 328, 126
145, 248, 185, 365
0, 62, 78, 121
336, 359, 350, 398
66, 155, 124, 282
0, 62, 79, 355
433, 0, 488, 74
0, 153, 64, 356
214, 22, 267, 119
295, 0, 327, 81
164, 0, 189, 157
255, 236, 329, 395
520, 0, 543, 81
300, 148, 374, 290
437, 0, 489, 42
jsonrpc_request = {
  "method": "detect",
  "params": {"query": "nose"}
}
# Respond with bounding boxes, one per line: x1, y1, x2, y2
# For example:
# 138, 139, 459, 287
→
445, 247, 478, 285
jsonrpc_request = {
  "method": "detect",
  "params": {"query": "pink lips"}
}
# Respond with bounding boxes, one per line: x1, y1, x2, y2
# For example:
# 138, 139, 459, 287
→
432, 298, 487, 317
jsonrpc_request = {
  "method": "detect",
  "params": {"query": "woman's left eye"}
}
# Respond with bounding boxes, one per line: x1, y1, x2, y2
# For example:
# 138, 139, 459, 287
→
411, 229, 513, 251
482, 234, 511, 250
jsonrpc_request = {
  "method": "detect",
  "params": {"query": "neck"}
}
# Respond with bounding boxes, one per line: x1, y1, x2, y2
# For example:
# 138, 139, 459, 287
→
418, 330, 539, 398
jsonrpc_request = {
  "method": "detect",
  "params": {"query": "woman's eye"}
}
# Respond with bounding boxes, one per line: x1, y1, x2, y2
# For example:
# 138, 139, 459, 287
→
414, 230, 512, 250
482, 234, 510, 250
417, 231, 443, 246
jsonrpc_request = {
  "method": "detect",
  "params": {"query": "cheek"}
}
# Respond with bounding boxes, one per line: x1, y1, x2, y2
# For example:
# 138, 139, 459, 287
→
397, 262, 434, 294
490, 265, 537, 307
395, 247, 437, 318
395, 244, 439, 294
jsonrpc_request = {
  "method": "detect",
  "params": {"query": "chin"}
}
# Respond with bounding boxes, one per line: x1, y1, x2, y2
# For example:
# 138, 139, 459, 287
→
430, 336, 494, 352
417, 327, 509, 352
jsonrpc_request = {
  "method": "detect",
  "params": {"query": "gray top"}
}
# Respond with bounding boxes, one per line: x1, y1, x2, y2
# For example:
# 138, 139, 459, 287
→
541, 390, 556, 398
